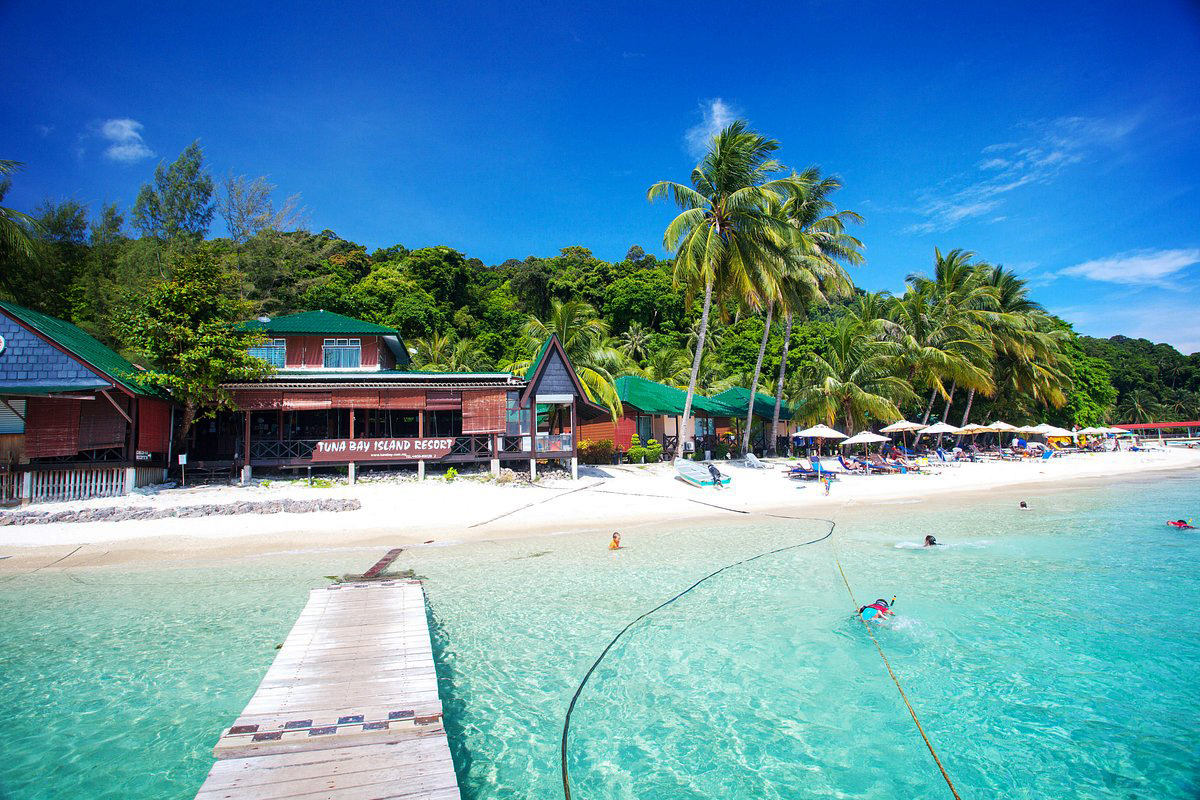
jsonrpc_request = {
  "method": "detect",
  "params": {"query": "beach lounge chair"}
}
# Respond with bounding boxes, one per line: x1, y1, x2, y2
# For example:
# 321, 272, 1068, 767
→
810, 456, 843, 479
785, 460, 820, 481
935, 448, 962, 466
838, 455, 870, 474
867, 453, 902, 473
745, 452, 768, 469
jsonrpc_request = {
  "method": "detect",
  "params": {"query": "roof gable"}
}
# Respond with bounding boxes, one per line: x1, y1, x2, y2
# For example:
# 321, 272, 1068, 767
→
0, 301, 158, 397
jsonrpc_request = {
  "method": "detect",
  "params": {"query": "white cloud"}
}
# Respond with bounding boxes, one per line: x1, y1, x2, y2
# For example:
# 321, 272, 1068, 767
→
34, 123, 54, 137
98, 118, 154, 163
908, 115, 1138, 234
1060, 248, 1200, 287
684, 98, 738, 159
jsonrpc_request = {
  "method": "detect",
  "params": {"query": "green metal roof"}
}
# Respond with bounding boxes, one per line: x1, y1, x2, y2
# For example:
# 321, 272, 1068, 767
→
238, 310, 400, 336
0, 300, 163, 398
614, 375, 732, 417
524, 336, 554, 380
712, 386, 794, 420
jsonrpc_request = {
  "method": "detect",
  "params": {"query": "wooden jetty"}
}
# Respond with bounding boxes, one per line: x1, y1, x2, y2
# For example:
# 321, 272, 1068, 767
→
194, 579, 461, 799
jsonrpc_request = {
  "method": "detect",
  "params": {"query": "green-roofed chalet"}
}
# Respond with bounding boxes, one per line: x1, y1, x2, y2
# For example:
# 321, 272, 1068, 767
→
614, 375, 734, 417
712, 386, 794, 420
238, 310, 411, 367
0, 299, 165, 397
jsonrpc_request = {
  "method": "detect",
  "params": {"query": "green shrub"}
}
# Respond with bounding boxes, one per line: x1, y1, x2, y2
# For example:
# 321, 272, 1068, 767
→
579, 438, 614, 464
626, 434, 646, 464
445, 467, 458, 482
645, 438, 663, 462
714, 441, 730, 460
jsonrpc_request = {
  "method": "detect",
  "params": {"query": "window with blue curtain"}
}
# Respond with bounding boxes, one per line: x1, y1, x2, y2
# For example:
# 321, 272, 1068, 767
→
323, 338, 361, 368
248, 339, 287, 368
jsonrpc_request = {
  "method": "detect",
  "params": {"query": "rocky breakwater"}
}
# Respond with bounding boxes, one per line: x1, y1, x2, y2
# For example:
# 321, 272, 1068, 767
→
0, 498, 361, 526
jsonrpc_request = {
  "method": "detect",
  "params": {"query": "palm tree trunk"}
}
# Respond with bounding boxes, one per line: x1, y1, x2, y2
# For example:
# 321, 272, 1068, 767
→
741, 301, 774, 455
939, 382, 956, 447
920, 386, 937, 425
955, 388, 976, 446
915, 386, 938, 446
769, 312, 793, 456
677, 278, 714, 460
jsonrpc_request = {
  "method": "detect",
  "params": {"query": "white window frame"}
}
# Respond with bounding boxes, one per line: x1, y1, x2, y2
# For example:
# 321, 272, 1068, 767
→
322, 338, 363, 369
249, 338, 287, 368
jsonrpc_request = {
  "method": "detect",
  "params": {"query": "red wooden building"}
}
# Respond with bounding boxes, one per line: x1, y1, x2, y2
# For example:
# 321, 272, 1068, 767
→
192, 311, 606, 481
0, 301, 173, 503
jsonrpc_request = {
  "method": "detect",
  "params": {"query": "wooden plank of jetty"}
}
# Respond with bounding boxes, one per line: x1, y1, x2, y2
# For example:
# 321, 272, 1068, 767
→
193, 579, 461, 799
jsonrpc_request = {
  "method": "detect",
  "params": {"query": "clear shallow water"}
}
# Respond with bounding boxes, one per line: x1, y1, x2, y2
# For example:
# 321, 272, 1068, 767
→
2, 474, 1199, 798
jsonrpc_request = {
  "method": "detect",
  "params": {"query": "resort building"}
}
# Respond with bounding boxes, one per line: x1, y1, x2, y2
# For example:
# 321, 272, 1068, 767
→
193, 311, 605, 481
710, 387, 795, 453
0, 301, 172, 504
574, 376, 799, 458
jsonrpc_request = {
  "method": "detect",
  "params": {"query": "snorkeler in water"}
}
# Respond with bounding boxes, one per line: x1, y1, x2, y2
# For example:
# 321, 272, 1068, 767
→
858, 596, 896, 621
924, 535, 940, 547
1019, 501, 1029, 510
1167, 519, 1195, 530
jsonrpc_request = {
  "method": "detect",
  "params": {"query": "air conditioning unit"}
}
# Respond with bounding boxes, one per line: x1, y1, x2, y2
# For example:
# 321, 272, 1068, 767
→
683, 440, 695, 452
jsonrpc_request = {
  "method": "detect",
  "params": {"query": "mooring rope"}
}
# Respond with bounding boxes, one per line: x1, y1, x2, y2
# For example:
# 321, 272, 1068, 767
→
0, 544, 84, 585
560, 516, 835, 800
559, 500, 964, 800
833, 548, 962, 799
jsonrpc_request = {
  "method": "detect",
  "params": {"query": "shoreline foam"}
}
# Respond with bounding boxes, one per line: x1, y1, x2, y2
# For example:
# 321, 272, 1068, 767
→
1, 448, 1196, 570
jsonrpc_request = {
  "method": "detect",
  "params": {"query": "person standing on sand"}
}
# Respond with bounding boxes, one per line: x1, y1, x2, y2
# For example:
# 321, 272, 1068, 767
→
609, 532, 622, 550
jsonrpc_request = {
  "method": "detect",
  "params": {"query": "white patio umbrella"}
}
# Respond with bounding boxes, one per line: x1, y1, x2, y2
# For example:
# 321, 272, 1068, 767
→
1041, 425, 1075, 438
1075, 426, 1108, 436
880, 420, 924, 432
988, 420, 1018, 432
917, 422, 960, 435
956, 422, 994, 436
839, 431, 891, 446
1014, 424, 1042, 433
795, 424, 848, 439
794, 423, 847, 459
1105, 427, 1134, 436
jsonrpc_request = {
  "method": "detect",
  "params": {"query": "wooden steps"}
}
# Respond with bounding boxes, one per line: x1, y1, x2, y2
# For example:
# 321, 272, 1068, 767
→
194, 580, 461, 799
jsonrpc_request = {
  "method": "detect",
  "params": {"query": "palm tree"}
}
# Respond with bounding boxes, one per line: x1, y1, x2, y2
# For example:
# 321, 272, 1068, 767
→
410, 332, 484, 372
618, 321, 651, 361
648, 120, 799, 458
790, 318, 916, 434
634, 347, 692, 388
503, 298, 624, 418
0, 160, 38, 273
956, 265, 1069, 439
896, 249, 998, 438
1117, 389, 1160, 424
766, 169, 862, 453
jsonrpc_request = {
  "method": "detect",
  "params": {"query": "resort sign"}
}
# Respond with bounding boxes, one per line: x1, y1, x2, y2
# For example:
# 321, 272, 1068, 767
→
311, 437, 455, 462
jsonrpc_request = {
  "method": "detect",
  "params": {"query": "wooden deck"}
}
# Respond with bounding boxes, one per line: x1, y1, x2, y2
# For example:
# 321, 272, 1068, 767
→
194, 580, 461, 799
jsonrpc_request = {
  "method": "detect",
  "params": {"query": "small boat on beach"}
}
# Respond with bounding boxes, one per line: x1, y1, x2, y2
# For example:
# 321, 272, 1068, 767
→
674, 457, 731, 488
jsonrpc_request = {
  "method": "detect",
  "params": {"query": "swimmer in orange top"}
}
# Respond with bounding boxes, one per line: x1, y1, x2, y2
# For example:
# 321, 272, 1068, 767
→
609, 532, 622, 550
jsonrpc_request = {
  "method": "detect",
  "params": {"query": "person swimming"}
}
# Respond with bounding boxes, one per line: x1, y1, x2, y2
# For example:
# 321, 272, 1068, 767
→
609, 532, 622, 549
1168, 519, 1195, 530
1019, 501, 1029, 509
924, 535, 940, 547
858, 596, 896, 621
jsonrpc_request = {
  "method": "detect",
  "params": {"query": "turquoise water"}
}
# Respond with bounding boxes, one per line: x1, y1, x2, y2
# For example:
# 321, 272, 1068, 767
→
1, 474, 1199, 798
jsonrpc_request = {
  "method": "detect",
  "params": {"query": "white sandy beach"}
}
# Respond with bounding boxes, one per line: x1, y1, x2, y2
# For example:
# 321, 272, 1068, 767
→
1, 447, 1196, 570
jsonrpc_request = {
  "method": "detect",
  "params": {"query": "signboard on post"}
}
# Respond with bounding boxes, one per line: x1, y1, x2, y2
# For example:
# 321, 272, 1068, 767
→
311, 437, 455, 463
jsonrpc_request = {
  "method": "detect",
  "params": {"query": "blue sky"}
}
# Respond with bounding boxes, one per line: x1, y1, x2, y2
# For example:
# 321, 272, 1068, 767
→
2, 1, 1199, 351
